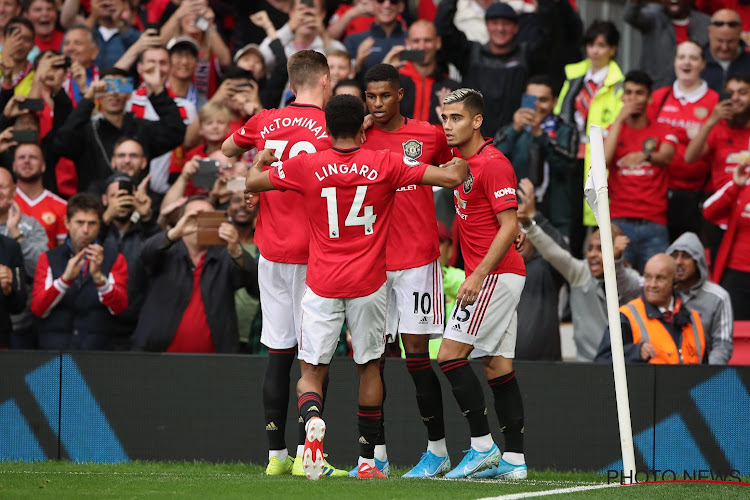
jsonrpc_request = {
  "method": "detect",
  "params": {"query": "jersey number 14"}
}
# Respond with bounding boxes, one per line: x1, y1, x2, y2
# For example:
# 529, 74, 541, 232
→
321, 186, 377, 238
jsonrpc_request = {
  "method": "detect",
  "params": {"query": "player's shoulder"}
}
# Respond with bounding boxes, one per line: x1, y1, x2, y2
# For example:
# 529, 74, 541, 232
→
476, 140, 510, 164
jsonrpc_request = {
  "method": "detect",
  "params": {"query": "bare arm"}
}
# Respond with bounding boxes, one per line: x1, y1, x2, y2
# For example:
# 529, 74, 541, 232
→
60, 0, 84, 29
604, 114, 626, 166
456, 209, 519, 308
245, 149, 277, 193
420, 158, 469, 188
684, 101, 730, 163
222, 135, 245, 158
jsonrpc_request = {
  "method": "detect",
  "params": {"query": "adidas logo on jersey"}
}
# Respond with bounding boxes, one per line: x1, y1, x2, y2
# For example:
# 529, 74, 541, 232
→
451, 323, 462, 332
419, 316, 428, 324
266, 422, 279, 431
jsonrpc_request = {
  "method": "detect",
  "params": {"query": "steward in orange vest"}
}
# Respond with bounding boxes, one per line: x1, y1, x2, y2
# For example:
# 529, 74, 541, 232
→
595, 294, 706, 364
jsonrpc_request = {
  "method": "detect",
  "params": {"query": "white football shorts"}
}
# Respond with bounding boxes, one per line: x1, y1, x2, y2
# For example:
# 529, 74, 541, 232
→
386, 259, 444, 340
258, 255, 307, 350
443, 273, 525, 358
298, 283, 388, 365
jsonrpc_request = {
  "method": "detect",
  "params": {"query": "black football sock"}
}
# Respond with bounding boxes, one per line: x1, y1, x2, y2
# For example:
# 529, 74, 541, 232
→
376, 359, 387, 446
263, 347, 295, 451
298, 392, 324, 428
406, 352, 446, 441
488, 371, 525, 453
297, 374, 331, 447
358, 405, 382, 460
439, 358, 490, 437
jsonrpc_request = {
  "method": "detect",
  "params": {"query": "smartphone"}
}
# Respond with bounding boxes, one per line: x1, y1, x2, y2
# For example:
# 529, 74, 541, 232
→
104, 76, 134, 94
193, 158, 220, 188
521, 94, 537, 110
144, 23, 160, 33
118, 180, 134, 193
52, 56, 72, 70
10, 129, 37, 143
399, 49, 425, 62
719, 90, 732, 101
18, 98, 44, 112
196, 211, 228, 246
234, 81, 256, 88
300, 0, 314, 6
194, 16, 210, 31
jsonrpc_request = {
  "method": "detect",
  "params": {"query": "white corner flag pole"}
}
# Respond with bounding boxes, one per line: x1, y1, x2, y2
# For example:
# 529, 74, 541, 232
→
585, 125, 636, 483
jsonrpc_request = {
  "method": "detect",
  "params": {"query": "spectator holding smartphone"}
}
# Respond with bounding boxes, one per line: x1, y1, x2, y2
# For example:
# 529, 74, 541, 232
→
495, 75, 579, 239
51, 64, 185, 192
0, 17, 36, 95
100, 172, 159, 348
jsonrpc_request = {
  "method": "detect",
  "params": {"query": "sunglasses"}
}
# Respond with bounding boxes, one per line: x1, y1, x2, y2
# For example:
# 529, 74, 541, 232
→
711, 20, 741, 27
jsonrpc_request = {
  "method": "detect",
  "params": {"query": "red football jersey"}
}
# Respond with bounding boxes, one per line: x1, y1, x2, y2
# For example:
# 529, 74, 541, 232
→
268, 146, 428, 298
706, 121, 750, 193
363, 117, 452, 271
452, 139, 525, 278
232, 103, 333, 264
609, 121, 678, 224
649, 84, 718, 191
15, 189, 67, 248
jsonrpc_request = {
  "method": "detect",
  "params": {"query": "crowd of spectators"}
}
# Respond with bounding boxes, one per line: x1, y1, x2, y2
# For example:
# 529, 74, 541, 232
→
0, 0, 744, 364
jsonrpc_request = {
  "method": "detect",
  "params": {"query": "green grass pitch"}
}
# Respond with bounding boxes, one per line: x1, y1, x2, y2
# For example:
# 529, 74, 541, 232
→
1, 461, 749, 499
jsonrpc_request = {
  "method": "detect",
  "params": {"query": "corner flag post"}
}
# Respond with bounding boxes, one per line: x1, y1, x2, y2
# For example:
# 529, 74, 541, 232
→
585, 125, 636, 483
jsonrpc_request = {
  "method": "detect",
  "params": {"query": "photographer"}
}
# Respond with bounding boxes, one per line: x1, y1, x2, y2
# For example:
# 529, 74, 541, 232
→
100, 172, 159, 349
131, 195, 258, 353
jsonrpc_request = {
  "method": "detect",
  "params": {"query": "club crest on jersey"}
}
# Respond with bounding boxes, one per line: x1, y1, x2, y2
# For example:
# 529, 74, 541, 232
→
463, 173, 474, 193
403, 139, 423, 160
694, 107, 708, 120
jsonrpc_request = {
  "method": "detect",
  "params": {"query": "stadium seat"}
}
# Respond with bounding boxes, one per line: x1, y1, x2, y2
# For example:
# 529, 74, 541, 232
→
728, 321, 750, 366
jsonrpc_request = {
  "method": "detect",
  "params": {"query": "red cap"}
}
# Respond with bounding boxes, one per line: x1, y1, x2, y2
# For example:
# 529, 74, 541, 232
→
437, 221, 452, 243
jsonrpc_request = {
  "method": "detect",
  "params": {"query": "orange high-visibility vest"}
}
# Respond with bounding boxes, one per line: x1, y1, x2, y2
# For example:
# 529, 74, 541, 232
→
620, 297, 705, 364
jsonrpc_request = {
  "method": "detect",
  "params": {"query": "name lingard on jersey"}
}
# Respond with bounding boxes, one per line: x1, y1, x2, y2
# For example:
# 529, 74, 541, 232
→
314, 162, 379, 181
259, 117, 328, 140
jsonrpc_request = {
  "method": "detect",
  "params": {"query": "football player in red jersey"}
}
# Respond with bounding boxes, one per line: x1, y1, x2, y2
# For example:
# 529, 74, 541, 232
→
222, 50, 345, 478
438, 88, 528, 480
246, 94, 468, 480
361, 63, 453, 478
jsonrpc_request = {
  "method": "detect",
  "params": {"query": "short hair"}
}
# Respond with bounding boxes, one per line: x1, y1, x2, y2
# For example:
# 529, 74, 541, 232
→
325, 94, 365, 138
21, 0, 55, 13
32, 49, 59, 70
4, 16, 34, 37
624, 70, 654, 93
326, 49, 350, 61
64, 24, 98, 48
179, 195, 214, 216
526, 74, 555, 94
113, 136, 147, 157
101, 67, 129, 78
66, 192, 103, 220
334, 78, 363, 94
583, 20, 620, 48
676, 40, 705, 60
443, 88, 484, 116
288, 50, 330, 91
364, 63, 401, 89
198, 100, 230, 123
727, 72, 750, 86
221, 66, 255, 82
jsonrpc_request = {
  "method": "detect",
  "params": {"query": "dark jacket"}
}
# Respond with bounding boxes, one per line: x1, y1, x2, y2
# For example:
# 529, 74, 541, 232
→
32, 238, 129, 350
495, 114, 579, 236
131, 231, 259, 353
515, 214, 567, 360
435, 0, 548, 137
0, 235, 27, 347
99, 218, 161, 343
701, 40, 750, 93
51, 91, 186, 192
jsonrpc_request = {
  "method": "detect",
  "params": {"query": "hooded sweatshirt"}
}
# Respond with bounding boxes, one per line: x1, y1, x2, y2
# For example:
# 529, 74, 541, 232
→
666, 232, 734, 364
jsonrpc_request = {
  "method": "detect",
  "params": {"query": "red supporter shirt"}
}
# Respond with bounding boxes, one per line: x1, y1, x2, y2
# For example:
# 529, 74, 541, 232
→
648, 83, 718, 191
15, 189, 67, 248
452, 139, 525, 277
608, 121, 678, 225
672, 22, 689, 45
328, 5, 376, 38
167, 255, 216, 353
362, 117, 452, 270
705, 121, 750, 192
35, 31, 64, 52
268, 146, 428, 298
728, 198, 750, 272
232, 103, 333, 264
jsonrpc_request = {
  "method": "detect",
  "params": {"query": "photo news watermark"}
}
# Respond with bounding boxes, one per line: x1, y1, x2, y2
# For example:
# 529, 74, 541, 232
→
606, 469, 744, 484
